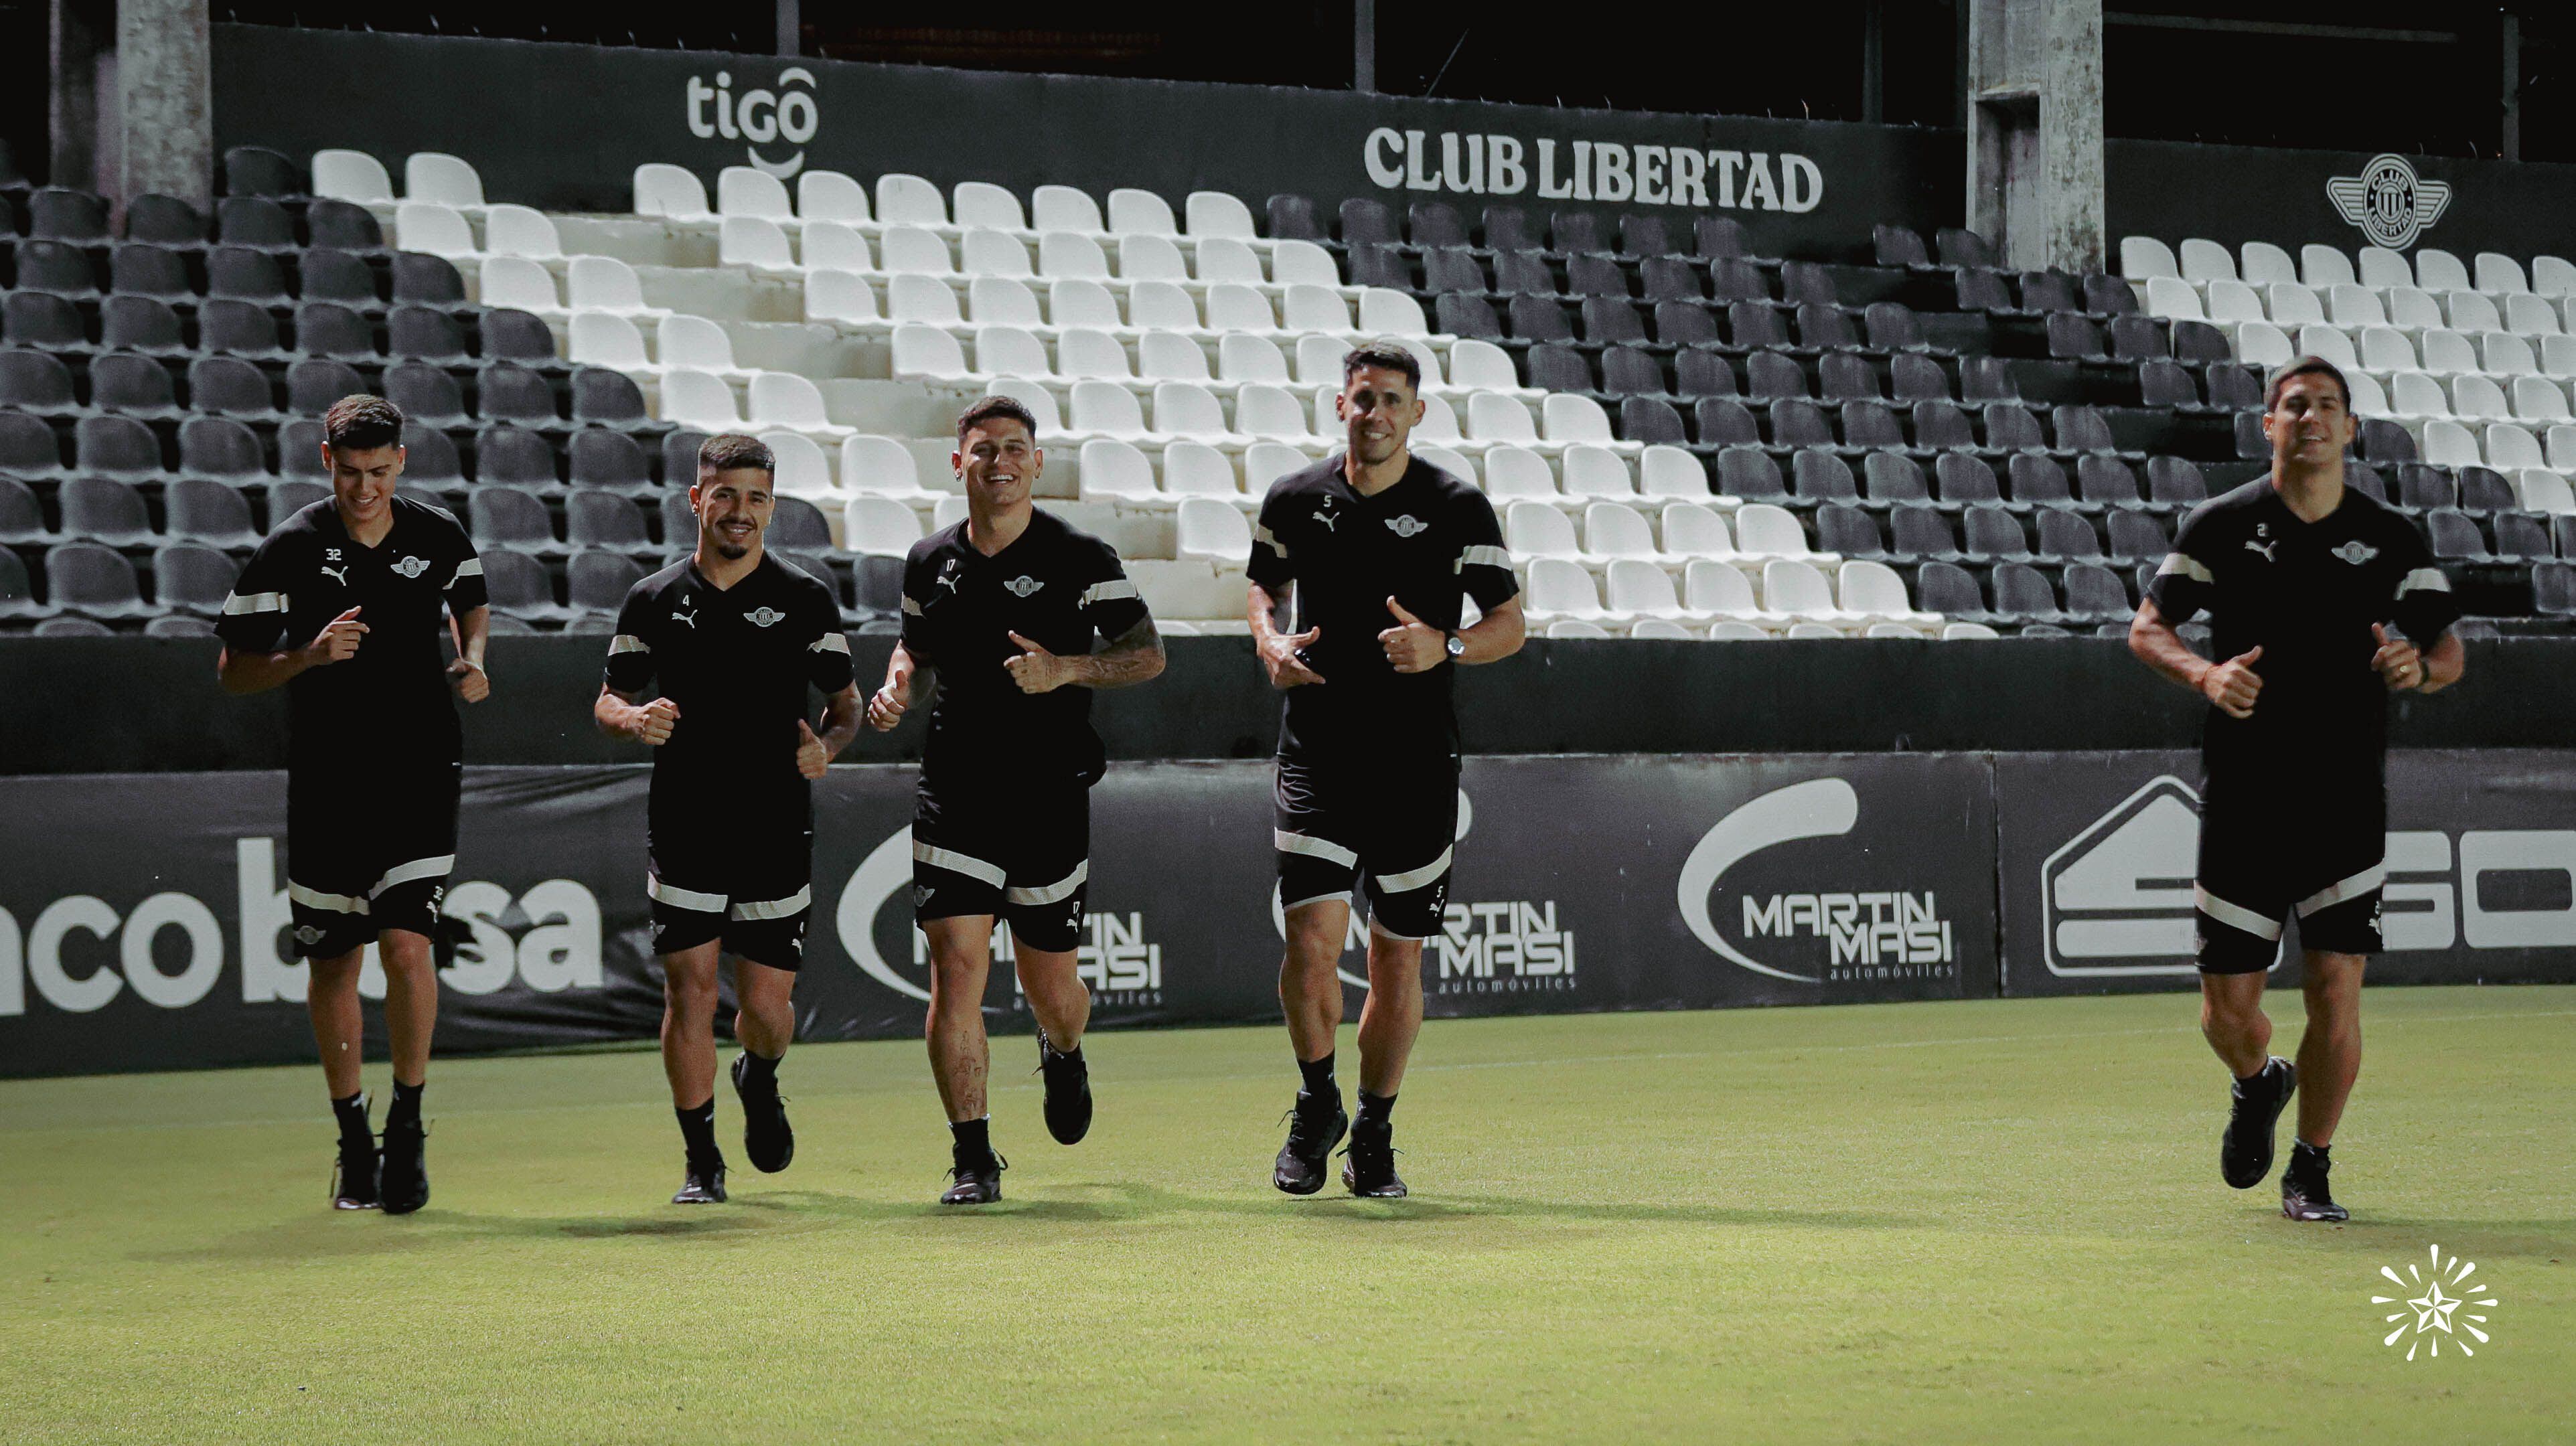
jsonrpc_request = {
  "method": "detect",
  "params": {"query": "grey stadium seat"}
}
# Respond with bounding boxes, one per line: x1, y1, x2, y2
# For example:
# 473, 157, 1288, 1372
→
305, 199, 386, 252
399, 423, 465, 487
220, 145, 302, 197
206, 246, 291, 305
178, 416, 268, 485
570, 428, 654, 496
0, 477, 56, 545
216, 197, 298, 250
469, 485, 566, 556
15, 240, 100, 297
151, 544, 240, 615
60, 477, 155, 548
197, 298, 287, 359
478, 548, 567, 623
1935, 454, 2002, 505
475, 425, 562, 491
392, 254, 469, 308
30, 189, 110, 243
0, 350, 81, 414
1, 544, 55, 621
1695, 400, 1760, 449
123, 193, 209, 246
108, 244, 192, 299
297, 251, 382, 310
568, 548, 646, 616
165, 477, 263, 549
91, 353, 181, 418
571, 368, 650, 429
475, 363, 558, 426
1963, 506, 2030, 560
389, 305, 470, 362
0, 410, 68, 477
1717, 446, 1787, 499
145, 613, 217, 637
285, 359, 368, 418
100, 296, 186, 355
75, 414, 164, 478
479, 311, 560, 366
33, 616, 116, 636
46, 541, 154, 618
385, 362, 469, 428
770, 496, 834, 551
566, 489, 654, 555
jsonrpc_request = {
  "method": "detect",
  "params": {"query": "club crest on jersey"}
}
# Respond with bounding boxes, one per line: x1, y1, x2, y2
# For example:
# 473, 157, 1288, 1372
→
1385, 514, 1428, 538
2332, 541, 2379, 566
1004, 575, 1044, 597
293, 924, 324, 947
911, 884, 935, 908
745, 607, 787, 627
392, 556, 430, 578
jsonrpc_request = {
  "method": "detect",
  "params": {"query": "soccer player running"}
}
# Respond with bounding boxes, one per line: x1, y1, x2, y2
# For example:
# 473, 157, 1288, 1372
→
597, 434, 860, 1205
866, 396, 1163, 1206
2130, 356, 2464, 1222
1247, 341, 1525, 1199
216, 394, 490, 1214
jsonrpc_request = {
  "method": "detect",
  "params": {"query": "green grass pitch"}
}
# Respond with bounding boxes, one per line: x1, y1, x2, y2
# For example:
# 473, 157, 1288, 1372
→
3, 986, 2569, 1444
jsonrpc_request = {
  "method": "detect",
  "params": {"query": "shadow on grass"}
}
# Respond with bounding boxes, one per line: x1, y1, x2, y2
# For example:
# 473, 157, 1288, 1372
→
2300, 1216, 2576, 1259
138, 1180, 1924, 1263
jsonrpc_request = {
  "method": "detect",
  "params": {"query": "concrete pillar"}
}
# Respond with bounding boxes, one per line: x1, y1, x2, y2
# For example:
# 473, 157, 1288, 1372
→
777, 0, 801, 58
1965, 0, 2103, 273
1354, 0, 1377, 93
50, 0, 106, 191
114, 0, 212, 210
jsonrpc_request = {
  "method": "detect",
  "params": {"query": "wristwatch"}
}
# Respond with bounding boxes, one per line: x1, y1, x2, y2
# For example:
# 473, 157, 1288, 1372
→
1444, 630, 1466, 662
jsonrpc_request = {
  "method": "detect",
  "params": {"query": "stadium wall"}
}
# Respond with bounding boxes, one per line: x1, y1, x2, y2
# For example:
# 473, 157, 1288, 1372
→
2108, 137, 2576, 260
206, 27, 1962, 262
6, 747, 2575, 1078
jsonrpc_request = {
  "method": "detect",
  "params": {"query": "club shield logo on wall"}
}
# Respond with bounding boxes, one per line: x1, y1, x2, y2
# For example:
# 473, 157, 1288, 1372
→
2327, 153, 2451, 251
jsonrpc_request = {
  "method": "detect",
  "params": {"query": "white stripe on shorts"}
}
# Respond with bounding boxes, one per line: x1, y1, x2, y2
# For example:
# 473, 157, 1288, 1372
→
288, 881, 369, 915
1004, 860, 1089, 906
2194, 885, 2283, 942
1273, 830, 1359, 869
647, 874, 728, 913
730, 885, 812, 921
912, 840, 1007, 888
372, 854, 455, 898
1373, 846, 1454, 894
2296, 863, 2386, 918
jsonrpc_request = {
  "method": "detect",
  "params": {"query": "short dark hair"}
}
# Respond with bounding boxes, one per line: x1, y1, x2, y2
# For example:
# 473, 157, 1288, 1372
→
1342, 340, 1422, 393
2264, 355, 2353, 412
321, 394, 404, 452
696, 432, 774, 481
957, 394, 1038, 443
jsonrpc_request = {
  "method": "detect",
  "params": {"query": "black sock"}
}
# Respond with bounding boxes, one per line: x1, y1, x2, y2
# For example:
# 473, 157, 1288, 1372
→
2293, 1137, 2328, 1159
2236, 1060, 2277, 1088
1297, 1052, 1337, 1102
739, 1049, 779, 1088
1039, 1028, 1080, 1061
951, 1116, 993, 1163
388, 1080, 424, 1128
331, 1090, 371, 1144
676, 1099, 718, 1163
1355, 1089, 1396, 1131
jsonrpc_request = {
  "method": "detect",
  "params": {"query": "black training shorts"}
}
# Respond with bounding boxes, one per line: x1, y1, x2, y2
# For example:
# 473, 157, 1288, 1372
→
285, 760, 461, 960
2193, 775, 2386, 974
911, 781, 1091, 954
646, 803, 814, 971
1273, 749, 1458, 941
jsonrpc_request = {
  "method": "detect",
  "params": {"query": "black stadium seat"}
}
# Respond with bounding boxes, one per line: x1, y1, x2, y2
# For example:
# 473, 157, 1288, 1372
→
108, 244, 192, 299
285, 359, 368, 418
566, 490, 654, 554
221, 145, 303, 197
1497, 251, 1559, 300
1482, 206, 1538, 253
477, 310, 560, 366
124, 193, 209, 246
46, 541, 153, 619
0, 478, 56, 545
1599, 346, 1663, 398
389, 305, 470, 362
1434, 293, 1501, 342
572, 368, 651, 429
1265, 193, 1324, 244
101, 297, 185, 355
385, 362, 467, 427
1816, 504, 1881, 558
92, 353, 181, 418
1717, 445, 1785, 499
298, 250, 382, 309
305, 199, 386, 252
151, 544, 240, 615
295, 303, 378, 360
469, 485, 564, 556
206, 246, 291, 305
476, 425, 562, 491
1675, 349, 1736, 399
568, 548, 646, 617
1524, 344, 1590, 395
31, 187, 110, 244
216, 196, 299, 251
165, 477, 263, 549
571, 428, 654, 495
1422, 247, 1485, 295
475, 362, 558, 426
2009, 455, 2072, 506
179, 416, 267, 485
15, 240, 100, 297
199, 299, 286, 359
392, 254, 469, 308
1695, 399, 1760, 448
1620, 398, 1686, 447
4, 293, 89, 353
75, 414, 163, 479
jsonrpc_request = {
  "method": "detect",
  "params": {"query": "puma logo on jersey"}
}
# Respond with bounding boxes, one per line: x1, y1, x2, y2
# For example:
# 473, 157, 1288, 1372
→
320, 564, 348, 585
745, 607, 786, 627
935, 570, 961, 594
1004, 576, 1043, 597
392, 556, 430, 578
2245, 539, 2277, 562
2331, 540, 2378, 565
911, 884, 935, 907
1385, 515, 1428, 538
672, 607, 698, 628
1315, 501, 1341, 531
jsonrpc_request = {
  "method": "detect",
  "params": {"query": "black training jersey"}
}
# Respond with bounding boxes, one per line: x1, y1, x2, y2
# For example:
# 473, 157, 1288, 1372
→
604, 553, 853, 818
900, 507, 1151, 789
2146, 478, 2461, 786
1247, 452, 1518, 760
216, 495, 487, 771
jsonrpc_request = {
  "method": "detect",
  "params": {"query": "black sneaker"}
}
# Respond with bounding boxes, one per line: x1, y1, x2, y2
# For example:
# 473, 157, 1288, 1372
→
2281, 1142, 2349, 1222
2220, 1056, 2296, 1190
674, 1154, 728, 1204
379, 1119, 430, 1216
1341, 1122, 1407, 1199
1039, 1034, 1093, 1145
1272, 1092, 1347, 1196
940, 1151, 1006, 1205
731, 1054, 794, 1174
330, 1131, 380, 1211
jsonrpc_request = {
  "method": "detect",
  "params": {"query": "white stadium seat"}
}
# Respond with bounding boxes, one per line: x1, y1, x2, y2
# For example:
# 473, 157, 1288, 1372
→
2420, 418, 2481, 468
844, 495, 925, 556
1185, 191, 1258, 239
635, 163, 711, 220
2299, 244, 2356, 289
749, 372, 851, 439
1660, 503, 1734, 560
968, 278, 1043, 329
2119, 236, 2179, 280
2506, 293, 2563, 337
482, 204, 561, 260
569, 311, 650, 372
2476, 252, 2530, 296
659, 369, 743, 430
406, 153, 486, 210
718, 165, 795, 220
2358, 247, 2413, 289
881, 226, 955, 276
1483, 447, 1558, 501
393, 200, 476, 260
1243, 442, 1314, 493
840, 435, 941, 503
1220, 336, 1292, 386
1161, 442, 1241, 499
760, 430, 837, 499
1606, 560, 1687, 620
1639, 447, 1708, 501
1041, 232, 1112, 280
1176, 495, 1252, 562
987, 378, 1062, 432
1235, 384, 1312, 441
806, 270, 879, 325
2415, 248, 2472, 293
479, 256, 560, 315
1583, 503, 1659, 562
2143, 276, 2204, 321
567, 256, 662, 317
1079, 440, 1160, 503
2327, 284, 2386, 329
1070, 380, 1148, 438
1050, 278, 1125, 331
2265, 283, 2324, 327
2177, 238, 2236, 285
962, 228, 1034, 278
798, 171, 870, 225
1507, 504, 1582, 564
1414, 445, 1476, 487
2240, 241, 2297, 287
2534, 256, 2576, 299
1032, 185, 1104, 234
876, 173, 947, 228
891, 324, 970, 380
973, 325, 1051, 380
1195, 239, 1267, 287
1139, 333, 1211, 383
1108, 188, 1179, 237
953, 181, 1027, 232
2515, 376, 2573, 424
313, 149, 395, 204
802, 222, 873, 274
2484, 422, 2546, 471
1547, 619, 1613, 639
1521, 558, 1608, 623
719, 216, 795, 271
1271, 240, 1343, 290
1941, 621, 2001, 640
